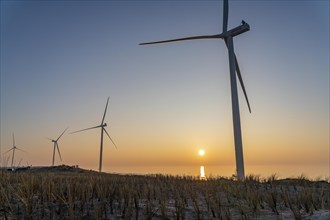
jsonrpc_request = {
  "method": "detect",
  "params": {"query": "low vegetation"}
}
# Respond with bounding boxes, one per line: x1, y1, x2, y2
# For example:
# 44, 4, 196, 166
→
0, 166, 329, 219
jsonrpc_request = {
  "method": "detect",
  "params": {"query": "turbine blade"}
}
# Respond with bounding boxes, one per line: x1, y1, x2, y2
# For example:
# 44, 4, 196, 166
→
16, 147, 27, 153
70, 125, 102, 134
56, 143, 62, 161
47, 138, 53, 141
223, 0, 228, 32
140, 34, 224, 45
225, 40, 251, 113
101, 97, 110, 124
12, 133, 15, 147
4, 148, 14, 154
103, 128, 117, 149
234, 55, 251, 113
56, 127, 69, 141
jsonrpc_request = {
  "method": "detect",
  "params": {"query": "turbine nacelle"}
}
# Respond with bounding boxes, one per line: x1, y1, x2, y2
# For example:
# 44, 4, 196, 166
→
223, 22, 250, 38
102, 123, 107, 128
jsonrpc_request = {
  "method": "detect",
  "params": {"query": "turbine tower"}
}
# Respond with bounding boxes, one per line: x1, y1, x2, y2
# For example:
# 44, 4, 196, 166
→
71, 97, 117, 173
5, 133, 25, 169
140, 0, 251, 180
48, 127, 68, 166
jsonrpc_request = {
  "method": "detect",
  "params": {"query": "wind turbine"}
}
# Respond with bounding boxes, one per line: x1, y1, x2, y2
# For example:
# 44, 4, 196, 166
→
71, 97, 117, 173
140, 0, 251, 180
48, 127, 68, 166
5, 133, 26, 169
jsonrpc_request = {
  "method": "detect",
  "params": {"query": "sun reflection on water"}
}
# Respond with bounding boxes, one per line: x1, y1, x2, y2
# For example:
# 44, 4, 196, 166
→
200, 165, 206, 180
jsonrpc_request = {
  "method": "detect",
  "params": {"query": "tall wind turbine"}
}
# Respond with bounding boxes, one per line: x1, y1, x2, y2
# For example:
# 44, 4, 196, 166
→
48, 127, 68, 166
71, 97, 117, 173
5, 133, 26, 168
140, 0, 251, 180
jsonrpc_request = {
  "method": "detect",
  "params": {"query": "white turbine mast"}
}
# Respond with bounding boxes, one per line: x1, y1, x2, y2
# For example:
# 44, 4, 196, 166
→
140, 0, 251, 180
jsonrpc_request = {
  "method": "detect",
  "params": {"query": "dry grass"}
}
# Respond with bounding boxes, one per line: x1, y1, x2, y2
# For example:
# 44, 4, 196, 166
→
0, 166, 329, 219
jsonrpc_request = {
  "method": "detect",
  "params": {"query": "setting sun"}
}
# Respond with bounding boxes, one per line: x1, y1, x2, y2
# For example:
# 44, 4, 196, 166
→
198, 149, 205, 156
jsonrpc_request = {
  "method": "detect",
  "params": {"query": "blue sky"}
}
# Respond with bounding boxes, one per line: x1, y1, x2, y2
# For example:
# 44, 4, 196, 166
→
1, 0, 329, 177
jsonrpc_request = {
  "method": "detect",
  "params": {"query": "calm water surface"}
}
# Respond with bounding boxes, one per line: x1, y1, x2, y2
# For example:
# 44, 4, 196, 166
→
106, 164, 328, 179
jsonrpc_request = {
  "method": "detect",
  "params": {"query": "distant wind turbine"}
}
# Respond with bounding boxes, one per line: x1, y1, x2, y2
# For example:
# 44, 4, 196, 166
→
71, 97, 117, 173
140, 0, 251, 180
5, 133, 26, 169
48, 127, 68, 166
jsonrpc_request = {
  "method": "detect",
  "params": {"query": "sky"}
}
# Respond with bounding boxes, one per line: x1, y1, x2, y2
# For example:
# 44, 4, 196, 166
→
1, 0, 329, 178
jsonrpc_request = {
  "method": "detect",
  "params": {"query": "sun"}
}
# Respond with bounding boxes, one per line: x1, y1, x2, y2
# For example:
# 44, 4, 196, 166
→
198, 149, 205, 156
